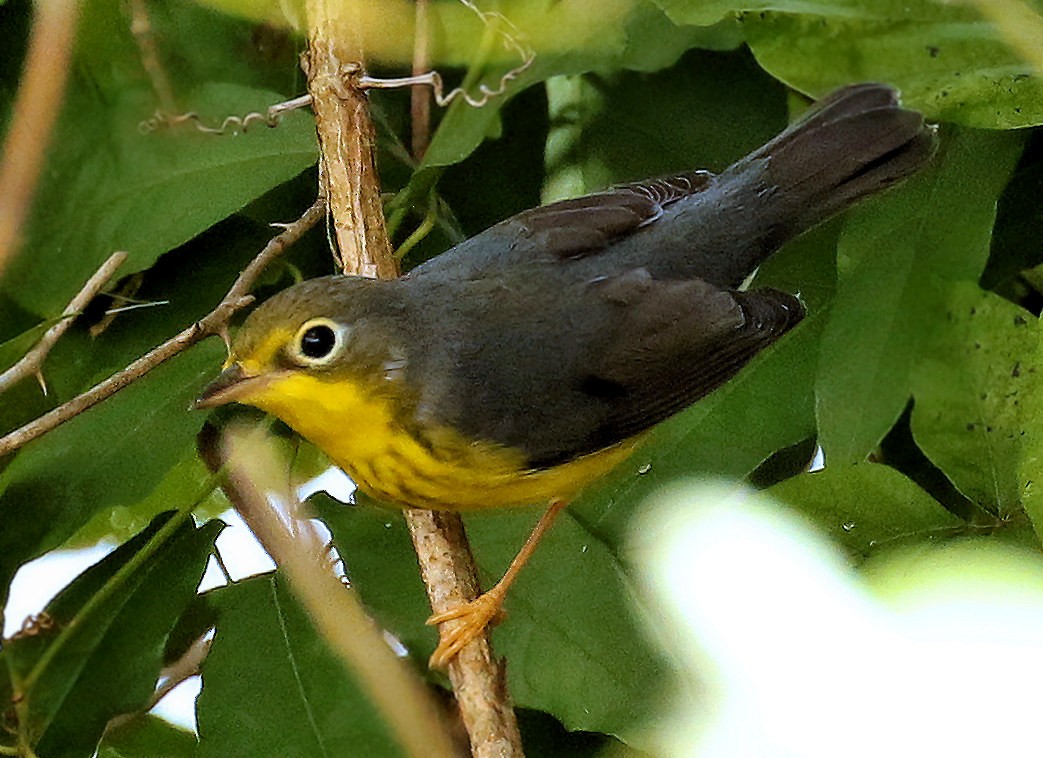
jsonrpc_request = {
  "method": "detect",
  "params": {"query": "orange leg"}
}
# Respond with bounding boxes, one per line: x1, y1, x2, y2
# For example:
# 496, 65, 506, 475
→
427, 498, 567, 669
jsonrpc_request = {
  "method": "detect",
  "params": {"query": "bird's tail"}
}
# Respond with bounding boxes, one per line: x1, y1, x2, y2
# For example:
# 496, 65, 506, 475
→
727, 83, 936, 241
647, 83, 935, 288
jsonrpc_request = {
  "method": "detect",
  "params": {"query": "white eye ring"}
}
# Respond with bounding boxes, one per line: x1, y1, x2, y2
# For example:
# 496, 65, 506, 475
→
289, 318, 347, 367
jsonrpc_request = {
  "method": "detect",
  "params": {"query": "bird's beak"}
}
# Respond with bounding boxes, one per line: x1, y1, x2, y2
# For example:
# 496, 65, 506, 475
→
193, 363, 274, 410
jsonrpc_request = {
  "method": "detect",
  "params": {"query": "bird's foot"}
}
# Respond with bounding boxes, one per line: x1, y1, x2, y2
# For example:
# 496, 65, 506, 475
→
426, 589, 506, 669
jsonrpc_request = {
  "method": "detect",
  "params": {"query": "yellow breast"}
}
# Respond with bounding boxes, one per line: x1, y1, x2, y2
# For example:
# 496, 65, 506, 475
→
248, 373, 640, 510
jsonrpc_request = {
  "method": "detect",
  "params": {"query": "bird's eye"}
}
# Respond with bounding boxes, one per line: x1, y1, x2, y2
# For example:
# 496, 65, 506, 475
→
290, 318, 345, 366
301, 324, 335, 358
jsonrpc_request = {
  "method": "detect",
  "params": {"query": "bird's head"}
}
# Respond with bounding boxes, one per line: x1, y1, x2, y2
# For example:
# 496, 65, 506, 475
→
194, 275, 406, 417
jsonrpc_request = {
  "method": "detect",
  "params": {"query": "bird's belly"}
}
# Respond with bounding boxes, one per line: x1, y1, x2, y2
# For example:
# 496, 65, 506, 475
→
254, 374, 640, 510
343, 435, 638, 510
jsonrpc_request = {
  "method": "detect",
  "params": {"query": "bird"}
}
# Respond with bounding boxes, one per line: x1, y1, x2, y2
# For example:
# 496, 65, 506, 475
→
195, 83, 936, 668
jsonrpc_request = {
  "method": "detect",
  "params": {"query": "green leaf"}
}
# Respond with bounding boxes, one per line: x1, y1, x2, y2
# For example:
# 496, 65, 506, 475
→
4, 79, 316, 316
815, 127, 1025, 465
311, 499, 433, 653
195, 574, 401, 758
737, 1, 1043, 129
64, 455, 226, 550
1, 513, 221, 757
2, 0, 317, 316
97, 714, 197, 758
910, 284, 1037, 518
1016, 320, 1043, 542
430, 86, 550, 248
980, 136, 1043, 291
418, 2, 726, 171
652, 0, 857, 26
0, 319, 53, 372
767, 463, 964, 559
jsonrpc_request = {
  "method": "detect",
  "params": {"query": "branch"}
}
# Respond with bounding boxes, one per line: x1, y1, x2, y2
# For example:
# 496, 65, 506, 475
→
0, 198, 325, 459
0, 0, 82, 278
0, 251, 128, 395
303, 5, 523, 756
198, 423, 458, 758
404, 510, 521, 755
304, 3, 398, 280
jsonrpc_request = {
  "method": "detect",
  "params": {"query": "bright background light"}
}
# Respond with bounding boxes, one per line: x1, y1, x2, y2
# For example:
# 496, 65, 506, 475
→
634, 481, 1043, 758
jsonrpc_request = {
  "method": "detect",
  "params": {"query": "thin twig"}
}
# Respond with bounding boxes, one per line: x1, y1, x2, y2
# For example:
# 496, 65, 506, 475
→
359, 62, 534, 110
138, 95, 314, 136
0, 0, 82, 278
0, 198, 325, 459
0, 251, 128, 396
200, 423, 458, 758
411, 0, 432, 160
359, 0, 535, 111
152, 632, 212, 707
128, 0, 176, 114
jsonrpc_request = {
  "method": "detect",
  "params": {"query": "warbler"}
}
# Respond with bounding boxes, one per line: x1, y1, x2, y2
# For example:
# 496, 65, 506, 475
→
196, 83, 935, 667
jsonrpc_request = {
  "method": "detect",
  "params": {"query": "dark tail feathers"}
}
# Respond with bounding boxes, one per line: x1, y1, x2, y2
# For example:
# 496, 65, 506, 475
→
726, 83, 936, 236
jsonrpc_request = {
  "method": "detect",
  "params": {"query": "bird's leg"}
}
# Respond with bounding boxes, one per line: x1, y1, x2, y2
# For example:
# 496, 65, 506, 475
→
427, 498, 568, 669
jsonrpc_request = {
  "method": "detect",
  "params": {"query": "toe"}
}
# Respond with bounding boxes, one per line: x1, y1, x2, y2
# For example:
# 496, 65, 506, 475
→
429, 626, 480, 669
426, 605, 467, 625
425, 592, 506, 668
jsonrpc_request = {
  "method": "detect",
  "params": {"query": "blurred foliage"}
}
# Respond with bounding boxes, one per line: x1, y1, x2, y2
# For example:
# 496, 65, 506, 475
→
194, 574, 400, 757
1, 0, 1042, 755
634, 482, 1043, 757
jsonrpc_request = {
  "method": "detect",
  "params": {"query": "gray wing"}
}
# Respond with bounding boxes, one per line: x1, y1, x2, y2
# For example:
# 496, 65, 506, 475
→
417, 269, 803, 469
406, 171, 715, 280
531, 270, 805, 466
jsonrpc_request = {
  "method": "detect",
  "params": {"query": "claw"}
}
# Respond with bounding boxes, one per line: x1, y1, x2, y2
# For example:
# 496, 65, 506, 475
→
424, 500, 569, 669
426, 590, 506, 669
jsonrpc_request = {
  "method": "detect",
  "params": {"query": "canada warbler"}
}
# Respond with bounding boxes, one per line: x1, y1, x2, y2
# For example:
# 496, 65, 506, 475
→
196, 83, 935, 667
